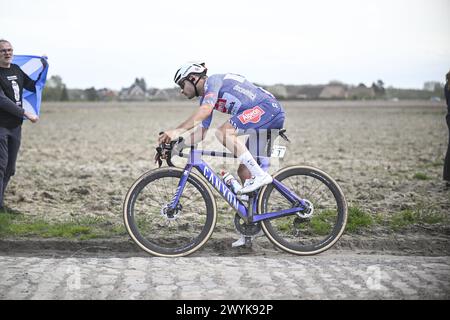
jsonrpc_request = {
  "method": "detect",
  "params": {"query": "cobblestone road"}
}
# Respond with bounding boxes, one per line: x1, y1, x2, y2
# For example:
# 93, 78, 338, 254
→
0, 253, 449, 300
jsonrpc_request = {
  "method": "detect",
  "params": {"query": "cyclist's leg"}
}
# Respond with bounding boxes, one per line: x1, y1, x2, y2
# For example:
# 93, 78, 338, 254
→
237, 164, 251, 184
215, 121, 248, 157
238, 131, 269, 184
216, 122, 270, 191
235, 132, 259, 184
230, 104, 285, 193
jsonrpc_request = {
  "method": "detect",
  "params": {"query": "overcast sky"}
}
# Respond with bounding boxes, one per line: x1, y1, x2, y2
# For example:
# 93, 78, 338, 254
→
1, 0, 449, 90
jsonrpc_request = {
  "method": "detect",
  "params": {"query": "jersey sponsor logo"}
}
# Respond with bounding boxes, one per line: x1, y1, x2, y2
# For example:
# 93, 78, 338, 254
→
214, 98, 228, 112
233, 85, 256, 101
238, 106, 265, 124
222, 92, 241, 115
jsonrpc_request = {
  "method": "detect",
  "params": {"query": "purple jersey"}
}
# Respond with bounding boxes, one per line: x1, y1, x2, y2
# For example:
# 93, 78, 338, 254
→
199, 73, 281, 128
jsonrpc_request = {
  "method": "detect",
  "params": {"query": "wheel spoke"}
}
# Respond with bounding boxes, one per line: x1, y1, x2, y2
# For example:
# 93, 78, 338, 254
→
124, 169, 215, 257
260, 167, 347, 255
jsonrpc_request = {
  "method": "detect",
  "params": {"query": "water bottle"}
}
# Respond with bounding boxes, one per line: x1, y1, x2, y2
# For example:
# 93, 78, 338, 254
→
221, 171, 242, 194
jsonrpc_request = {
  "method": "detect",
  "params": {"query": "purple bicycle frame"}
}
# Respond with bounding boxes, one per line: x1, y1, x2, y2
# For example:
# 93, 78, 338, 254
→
168, 148, 308, 223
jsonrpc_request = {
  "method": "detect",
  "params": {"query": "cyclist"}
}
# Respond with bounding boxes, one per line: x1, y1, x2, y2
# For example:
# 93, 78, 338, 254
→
158, 62, 285, 194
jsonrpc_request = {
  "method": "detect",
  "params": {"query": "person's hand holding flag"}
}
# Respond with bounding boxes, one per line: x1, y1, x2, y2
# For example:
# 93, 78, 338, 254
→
24, 111, 38, 123
12, 54, 49, 118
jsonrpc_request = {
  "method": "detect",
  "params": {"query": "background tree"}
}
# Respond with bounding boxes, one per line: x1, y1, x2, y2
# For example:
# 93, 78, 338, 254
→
42, 75, 67, 101
84, 87, 99, 101
60, 84, 69, 101
372, 79, 386, 97
134, 77, 147, 91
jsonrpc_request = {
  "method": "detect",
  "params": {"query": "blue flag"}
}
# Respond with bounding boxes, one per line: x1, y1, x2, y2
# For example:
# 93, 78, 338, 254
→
12, 55, 49, 117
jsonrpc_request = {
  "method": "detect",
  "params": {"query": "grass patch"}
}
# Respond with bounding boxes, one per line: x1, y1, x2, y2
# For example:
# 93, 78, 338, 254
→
413, 172, 431, 180
389, 208, 445, 231
0, 214, 126, 240
428, 161, 444, 168
7, 221, 91, 238
345, 206, 374, 233
275, 219, 292, 232
0, 201, 446, 239
310, 210, 336, 235
420, 159, 444, 169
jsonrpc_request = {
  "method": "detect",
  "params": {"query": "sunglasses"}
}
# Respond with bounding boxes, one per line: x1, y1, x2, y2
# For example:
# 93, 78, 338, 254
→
178, 79, 186, 89
0, 48, 13, 54
178, 76, 197, 90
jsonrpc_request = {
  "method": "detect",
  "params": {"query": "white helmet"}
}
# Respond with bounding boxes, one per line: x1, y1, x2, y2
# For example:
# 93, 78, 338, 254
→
174, 62, 207, 86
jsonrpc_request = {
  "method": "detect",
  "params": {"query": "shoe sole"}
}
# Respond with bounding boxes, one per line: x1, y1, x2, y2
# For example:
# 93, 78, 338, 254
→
238, 176, 273, 194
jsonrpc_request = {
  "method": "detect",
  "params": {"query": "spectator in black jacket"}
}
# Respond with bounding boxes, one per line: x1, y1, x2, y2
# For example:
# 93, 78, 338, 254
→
0, 39, 42, 213
444, 70, 450, 189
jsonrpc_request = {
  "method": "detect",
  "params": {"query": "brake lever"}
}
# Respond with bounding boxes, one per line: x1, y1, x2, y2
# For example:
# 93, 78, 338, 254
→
155, 146, 163, 168
156, 132, 185, 167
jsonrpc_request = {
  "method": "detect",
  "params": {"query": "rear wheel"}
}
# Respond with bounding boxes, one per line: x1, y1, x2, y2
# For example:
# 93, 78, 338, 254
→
258, 166, 347, 255
123, 167, 217, 257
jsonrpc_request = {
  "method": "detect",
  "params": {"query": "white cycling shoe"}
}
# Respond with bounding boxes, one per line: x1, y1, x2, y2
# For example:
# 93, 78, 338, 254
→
232, 235, 253, 248
238, 173, 273, 194
231, 235, 247, 248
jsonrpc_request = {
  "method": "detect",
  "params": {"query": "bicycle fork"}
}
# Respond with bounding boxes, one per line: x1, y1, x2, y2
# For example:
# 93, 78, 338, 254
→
167, 165, 193, 211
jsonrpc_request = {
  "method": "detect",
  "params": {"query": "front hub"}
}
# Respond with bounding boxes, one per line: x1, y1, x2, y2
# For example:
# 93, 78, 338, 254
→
161, 203, 182, 221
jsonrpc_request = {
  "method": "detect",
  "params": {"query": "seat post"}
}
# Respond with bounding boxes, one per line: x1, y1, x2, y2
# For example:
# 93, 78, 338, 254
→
266, 129, 274, 158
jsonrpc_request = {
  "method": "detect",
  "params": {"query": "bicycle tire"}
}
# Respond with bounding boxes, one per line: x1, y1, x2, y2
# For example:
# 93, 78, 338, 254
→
123, 167, 217, 257
258, 165, 347, 255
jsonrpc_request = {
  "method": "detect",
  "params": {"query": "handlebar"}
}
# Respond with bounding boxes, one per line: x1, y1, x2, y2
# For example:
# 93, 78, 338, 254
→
155, 133, 185, 167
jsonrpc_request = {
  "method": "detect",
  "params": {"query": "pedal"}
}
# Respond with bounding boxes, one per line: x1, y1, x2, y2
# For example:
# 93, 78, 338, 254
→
231, 235, 253, 248
244, 236, 253, 248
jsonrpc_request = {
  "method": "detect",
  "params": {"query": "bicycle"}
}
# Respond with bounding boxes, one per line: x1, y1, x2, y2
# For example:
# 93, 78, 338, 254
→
123, 129, 347, 257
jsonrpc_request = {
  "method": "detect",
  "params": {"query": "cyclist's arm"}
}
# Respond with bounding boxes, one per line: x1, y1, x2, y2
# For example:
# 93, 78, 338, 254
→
173, 103, 214, 135
187, 126, 208, 146
175, 75, 221, 135
158, 105, 213, 144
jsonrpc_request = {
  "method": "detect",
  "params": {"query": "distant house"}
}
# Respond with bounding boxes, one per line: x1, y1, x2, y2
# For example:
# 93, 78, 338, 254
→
295, 85, 325, 100
423, 81, 442, 92
146, 87, 159, 96
97, 88, 118, 101
119, 83, 146, 101
263, 84, 326, 100
151, 89, 171, 101
347, 83, 375, 100
319, 85, 347, 99
266, 84, 288, 99
67, 89, 86, 101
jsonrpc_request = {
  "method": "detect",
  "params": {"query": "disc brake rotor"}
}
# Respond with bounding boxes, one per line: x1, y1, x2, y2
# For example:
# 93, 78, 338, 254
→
161, 203, 182, 221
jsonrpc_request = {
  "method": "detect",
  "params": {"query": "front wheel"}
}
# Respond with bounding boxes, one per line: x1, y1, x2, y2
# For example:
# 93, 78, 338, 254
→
123, 167, 217, 257
258, 166, 347, 255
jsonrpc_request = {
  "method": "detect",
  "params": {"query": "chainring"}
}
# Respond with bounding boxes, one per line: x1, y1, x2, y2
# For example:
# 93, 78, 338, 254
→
234, 214, 262, 236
